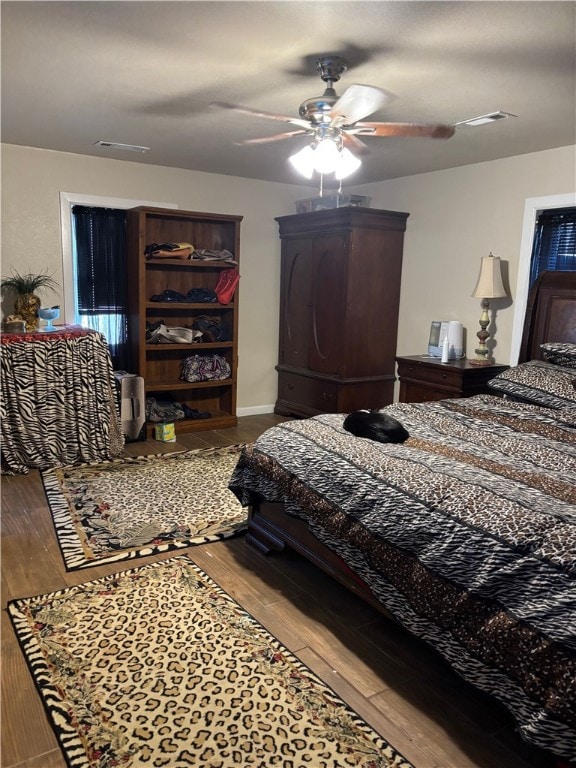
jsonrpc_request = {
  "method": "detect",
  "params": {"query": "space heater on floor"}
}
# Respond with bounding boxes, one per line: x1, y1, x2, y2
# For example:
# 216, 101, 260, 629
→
113, 371, 146, 441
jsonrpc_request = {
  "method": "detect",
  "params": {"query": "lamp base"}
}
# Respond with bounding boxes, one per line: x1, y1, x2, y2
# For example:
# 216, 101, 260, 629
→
471, 299, 493, 367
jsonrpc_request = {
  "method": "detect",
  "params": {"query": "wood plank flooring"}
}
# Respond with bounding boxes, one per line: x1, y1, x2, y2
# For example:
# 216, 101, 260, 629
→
1, 415, 558, 768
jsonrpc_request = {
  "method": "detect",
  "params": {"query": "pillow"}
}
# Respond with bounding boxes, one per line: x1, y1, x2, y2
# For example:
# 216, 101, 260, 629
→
540, 342, 576, 369
488, 360, 576, 408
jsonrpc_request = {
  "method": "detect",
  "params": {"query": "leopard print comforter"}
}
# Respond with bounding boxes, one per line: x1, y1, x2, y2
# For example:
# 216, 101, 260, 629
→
230, 395, 576, 761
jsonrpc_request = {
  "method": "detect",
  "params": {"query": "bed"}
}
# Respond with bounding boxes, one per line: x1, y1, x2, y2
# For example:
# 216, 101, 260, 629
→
229, 270, 576, 761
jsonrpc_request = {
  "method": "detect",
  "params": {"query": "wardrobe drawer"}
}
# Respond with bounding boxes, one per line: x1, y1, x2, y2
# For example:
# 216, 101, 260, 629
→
277, 371, 338, 412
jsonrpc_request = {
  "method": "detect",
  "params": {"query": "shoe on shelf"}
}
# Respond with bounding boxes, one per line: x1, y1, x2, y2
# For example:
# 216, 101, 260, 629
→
181, 404, 211, 419
146, 320, 164, 341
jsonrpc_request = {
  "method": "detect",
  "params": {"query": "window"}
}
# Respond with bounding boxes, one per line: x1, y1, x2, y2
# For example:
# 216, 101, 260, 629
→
59, 192, 178, 370
510, 193, 576, 364
72, 206, 128, 369
529, 207, 576, 288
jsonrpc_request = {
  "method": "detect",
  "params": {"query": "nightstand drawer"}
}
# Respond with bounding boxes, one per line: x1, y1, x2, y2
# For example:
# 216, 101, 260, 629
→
397, 361, 462, 389
400, 383, 452, 403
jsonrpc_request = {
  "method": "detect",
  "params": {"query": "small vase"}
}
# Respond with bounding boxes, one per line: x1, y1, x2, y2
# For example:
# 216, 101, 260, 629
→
14, 293, 41, 331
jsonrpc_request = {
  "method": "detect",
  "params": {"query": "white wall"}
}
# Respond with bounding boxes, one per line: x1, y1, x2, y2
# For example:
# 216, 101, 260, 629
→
2, 143, 575, 412
0, 143, 311, 413
349, 145, 576, 365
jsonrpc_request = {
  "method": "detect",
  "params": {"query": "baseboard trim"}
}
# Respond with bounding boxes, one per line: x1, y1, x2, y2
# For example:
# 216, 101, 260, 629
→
237, 405, 276, 417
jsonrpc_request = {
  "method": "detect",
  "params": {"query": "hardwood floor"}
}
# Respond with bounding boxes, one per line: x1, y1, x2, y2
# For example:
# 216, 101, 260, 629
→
1, 415, 558, 768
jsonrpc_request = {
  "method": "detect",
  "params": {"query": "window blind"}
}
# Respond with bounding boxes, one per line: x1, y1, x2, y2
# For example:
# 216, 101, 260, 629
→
72, 205, 128, 369
529, 207, 576, 288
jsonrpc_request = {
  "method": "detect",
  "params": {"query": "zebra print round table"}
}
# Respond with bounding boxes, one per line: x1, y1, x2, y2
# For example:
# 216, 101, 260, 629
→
1, 326, 123, 474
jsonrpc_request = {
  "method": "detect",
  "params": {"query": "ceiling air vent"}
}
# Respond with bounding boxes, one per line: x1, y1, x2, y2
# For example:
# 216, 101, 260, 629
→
94, 141, 150, 153
455, 111, 517, 127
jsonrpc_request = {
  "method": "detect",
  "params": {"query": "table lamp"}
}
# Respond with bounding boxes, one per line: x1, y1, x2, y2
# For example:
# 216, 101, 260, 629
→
470, 252, 507, 366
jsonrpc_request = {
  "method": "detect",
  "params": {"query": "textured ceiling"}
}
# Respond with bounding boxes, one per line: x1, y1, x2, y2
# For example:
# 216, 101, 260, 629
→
2, 1, 575, 189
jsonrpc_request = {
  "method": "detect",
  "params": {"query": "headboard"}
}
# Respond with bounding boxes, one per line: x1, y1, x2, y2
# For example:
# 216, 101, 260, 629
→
518, 270, 576, 363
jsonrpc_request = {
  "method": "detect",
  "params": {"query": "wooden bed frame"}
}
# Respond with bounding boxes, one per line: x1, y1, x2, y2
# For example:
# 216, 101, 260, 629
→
246, 270, 576, 612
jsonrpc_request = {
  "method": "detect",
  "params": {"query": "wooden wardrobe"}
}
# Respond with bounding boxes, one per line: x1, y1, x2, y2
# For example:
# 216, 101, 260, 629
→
274, 206, 409, 417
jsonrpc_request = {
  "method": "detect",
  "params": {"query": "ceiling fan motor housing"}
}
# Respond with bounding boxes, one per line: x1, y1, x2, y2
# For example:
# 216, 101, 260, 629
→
316, 55, 348, 84
298, 56, 350, 125
298, 90, 338, 124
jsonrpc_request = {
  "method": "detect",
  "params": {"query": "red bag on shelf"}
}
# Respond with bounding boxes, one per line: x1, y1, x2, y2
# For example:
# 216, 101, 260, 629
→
215, 268, 240, 305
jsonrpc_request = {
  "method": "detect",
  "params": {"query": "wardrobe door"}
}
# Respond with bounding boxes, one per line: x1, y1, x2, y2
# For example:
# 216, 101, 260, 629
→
278, 237, 313, 370
308, 233, 347, 375
342, 227, 404, 379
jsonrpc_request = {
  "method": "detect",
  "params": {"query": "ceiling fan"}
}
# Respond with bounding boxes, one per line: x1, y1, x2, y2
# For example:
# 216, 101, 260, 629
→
212, 56, 455, 179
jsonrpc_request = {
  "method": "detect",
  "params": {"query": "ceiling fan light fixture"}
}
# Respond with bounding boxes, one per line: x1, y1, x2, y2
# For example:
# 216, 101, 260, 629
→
289, 140, 362, 180
313, 138, 341, 174
335, 147, 361, 180
289, 145, 316, 178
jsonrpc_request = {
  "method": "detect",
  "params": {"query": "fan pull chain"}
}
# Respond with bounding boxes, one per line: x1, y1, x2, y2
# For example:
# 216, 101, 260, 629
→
319, 173, 324, 197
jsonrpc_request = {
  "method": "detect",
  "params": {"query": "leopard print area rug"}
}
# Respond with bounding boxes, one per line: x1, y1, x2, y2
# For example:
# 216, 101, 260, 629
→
41, 444, 248, 571
9, 556, 413, 768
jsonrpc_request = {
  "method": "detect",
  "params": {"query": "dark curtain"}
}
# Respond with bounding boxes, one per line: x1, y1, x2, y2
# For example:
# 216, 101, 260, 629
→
530, 207, 576, 288
72, 206, 128, 370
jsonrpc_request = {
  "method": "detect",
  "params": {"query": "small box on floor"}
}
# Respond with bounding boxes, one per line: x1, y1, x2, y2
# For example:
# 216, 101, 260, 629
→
155, 422, 176, 442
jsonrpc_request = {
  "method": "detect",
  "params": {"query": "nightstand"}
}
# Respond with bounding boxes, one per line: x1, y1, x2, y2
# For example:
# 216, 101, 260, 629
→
395, 355, 509, 403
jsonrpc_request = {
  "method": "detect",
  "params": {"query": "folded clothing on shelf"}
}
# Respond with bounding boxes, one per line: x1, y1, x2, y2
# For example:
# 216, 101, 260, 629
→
145, 242, 194, 260
186, 288, 218, 303
145, 396, 186, 422
145, 395, 211, 422
144, 244, 237, 264
192, 248, 237, 265
149, 288, 218, 303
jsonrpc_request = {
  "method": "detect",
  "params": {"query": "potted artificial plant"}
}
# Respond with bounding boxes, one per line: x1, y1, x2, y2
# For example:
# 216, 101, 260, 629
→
0, 269, 59, 331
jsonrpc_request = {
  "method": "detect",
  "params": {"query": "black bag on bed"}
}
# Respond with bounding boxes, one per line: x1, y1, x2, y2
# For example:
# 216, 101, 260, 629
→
343, 410, 410, 444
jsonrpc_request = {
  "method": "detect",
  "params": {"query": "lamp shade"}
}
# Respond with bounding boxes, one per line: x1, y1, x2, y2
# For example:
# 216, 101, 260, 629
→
289, 139, 362, 179
471, 253, 507, 299
288, 145, 315, 179
313, 138, 341, 174
335, 147, 361, 179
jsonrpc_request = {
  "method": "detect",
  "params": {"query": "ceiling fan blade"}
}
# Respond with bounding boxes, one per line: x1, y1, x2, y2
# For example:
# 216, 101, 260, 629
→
329, 84, 390, 125
356, 121, 456, 139
211, 101, 310, 130
236, 130, 310, 146
342, 132, 370, 155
